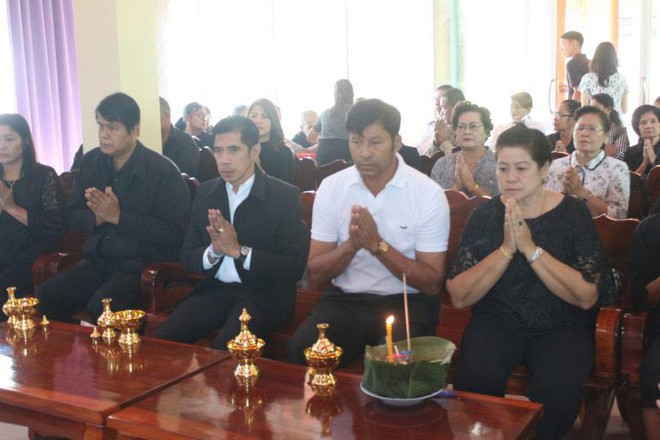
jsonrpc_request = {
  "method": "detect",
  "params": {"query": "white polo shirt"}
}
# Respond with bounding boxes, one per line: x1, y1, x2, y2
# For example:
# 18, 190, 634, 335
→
312, 154, 450, 295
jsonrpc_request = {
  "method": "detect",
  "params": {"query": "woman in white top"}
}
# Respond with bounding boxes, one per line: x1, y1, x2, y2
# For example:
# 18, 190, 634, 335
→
579, 42, 629, 115
488, 92, 545, 149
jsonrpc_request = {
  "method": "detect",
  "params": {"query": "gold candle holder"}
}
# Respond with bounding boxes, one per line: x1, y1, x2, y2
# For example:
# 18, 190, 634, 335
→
304, 323, 343, 396
112, 310, 146, 349
2, 286, 20, 327
13, 297, 39, 332
226, 308, 265, 387
97, 298, 116, 343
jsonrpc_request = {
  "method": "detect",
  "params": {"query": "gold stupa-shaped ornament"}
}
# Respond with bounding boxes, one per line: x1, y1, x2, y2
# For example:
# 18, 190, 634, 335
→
226, 308, 265, 387
304, 323, 343, 396
13, 297, 39, 332
3, 287, 20, 327
97, 298, 117, 343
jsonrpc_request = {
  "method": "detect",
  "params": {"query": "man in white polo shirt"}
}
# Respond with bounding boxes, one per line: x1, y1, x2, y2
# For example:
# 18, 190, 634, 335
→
287, 99, 450, 367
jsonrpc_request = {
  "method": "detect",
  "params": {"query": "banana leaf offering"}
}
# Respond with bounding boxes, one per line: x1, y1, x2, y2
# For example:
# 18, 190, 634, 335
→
362, 336, 456, 398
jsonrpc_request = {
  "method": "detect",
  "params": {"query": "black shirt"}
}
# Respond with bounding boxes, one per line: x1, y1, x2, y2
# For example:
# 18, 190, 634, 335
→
163, 124, 200, 178
259, 139, 295, 185
68, 142, 191, 266
547, 132, 575, 154
567, 53, 589, 99
0, 164, 65, 265
625, 138, 660, 175
631, 212, 660, 337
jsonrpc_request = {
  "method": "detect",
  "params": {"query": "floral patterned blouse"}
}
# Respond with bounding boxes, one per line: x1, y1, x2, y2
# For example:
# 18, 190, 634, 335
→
544, 151, 630, 219
578, 72, 629, 115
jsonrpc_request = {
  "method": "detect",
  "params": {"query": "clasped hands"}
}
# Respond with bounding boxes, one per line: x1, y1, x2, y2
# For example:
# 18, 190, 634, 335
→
85, 187, 120, 225
561, 166, 589, 199
453, 153, 477, 193
348, 205, 383, 254
206, 209, 241, 259
642, 138, 657, 165
501, 197, 536, 260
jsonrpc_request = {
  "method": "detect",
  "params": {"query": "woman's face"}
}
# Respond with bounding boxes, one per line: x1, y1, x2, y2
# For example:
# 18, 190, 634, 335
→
496, 146, 547, 203
455, 111, 488, 150
0, 124, 24, 168
552, 103, 575, 133
510, 101, 530, 123
638, 111, 660, 140
574, 113, 608, 157
248, 105, 272, 140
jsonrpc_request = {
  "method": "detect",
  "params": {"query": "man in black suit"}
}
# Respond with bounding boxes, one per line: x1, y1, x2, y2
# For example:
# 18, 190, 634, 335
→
155, 116, 309, 348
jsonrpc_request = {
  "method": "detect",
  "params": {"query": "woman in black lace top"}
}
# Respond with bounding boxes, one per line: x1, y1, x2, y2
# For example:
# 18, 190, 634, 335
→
0, 114, 65, 313
447, 124, 614, 440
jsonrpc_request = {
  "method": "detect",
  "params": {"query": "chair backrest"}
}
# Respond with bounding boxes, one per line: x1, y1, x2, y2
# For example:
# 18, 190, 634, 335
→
420, 151, 444, 176
181, 173, 200, 198
648, 165, 660, 208
444, 189, 469, 208
551, 151, 569, 161
295, 157, 317, 191
316, 159, 350, 186
593, 214, 640, 307
58, 171, 77, 203
197, 146, 219, 182
446, 196, 490, 264
628, 171, 645, 219
300, 191, 315, 234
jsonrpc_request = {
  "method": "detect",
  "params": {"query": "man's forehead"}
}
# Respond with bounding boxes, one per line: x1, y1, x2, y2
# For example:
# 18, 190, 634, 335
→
350, 122, 388, 137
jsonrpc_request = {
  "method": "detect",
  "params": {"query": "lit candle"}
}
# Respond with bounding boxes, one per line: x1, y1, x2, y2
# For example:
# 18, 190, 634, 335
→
386, 315, 394, 363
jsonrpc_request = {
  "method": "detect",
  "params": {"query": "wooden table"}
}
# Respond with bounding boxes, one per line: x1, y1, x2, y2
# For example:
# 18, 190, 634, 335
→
0, 322, 228, 440
108, 357, 543, 440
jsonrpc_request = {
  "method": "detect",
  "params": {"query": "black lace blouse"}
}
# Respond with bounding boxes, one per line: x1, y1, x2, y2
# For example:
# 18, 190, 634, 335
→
0, 164, 65, 265
448, 195, 616, 332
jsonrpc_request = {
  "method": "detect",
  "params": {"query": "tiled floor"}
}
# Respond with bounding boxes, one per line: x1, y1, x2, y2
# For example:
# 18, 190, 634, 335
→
0, 399, 635, 439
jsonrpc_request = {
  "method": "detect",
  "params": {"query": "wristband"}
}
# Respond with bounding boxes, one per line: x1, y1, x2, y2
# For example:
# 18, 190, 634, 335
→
499, 246, 513, 260
527, 247, 544, 264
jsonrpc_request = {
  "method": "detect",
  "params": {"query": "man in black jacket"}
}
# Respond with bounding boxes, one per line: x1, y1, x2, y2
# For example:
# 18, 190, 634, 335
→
154, 115, 309, 348
37, 92, 191, 322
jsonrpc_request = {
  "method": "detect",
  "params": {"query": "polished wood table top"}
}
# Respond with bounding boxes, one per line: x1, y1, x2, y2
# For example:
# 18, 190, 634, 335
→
0, 322, 228, 439
108, 357, 543, 440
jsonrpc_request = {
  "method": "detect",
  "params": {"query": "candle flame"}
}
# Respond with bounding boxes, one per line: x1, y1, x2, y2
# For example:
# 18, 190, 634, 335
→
386, 315, 394, 325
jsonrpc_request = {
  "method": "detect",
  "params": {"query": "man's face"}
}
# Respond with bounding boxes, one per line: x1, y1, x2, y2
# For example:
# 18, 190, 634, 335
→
97, 115, 138, 159
350, 122, 400, 181
212, 131, 260, 189
439, 96, 454, 123
559, 39, 578, 58
160, 111, 171, 131
186, 108, 207, 131
434, 89, 445, 114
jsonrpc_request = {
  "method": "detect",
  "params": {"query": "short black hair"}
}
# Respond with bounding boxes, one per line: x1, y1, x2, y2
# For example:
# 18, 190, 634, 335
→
212, 115, 259, 150
496, 124, 551, 170
443, 88, 465, 106
159, 96, 170, 117
95, 92, 140, 132
183, 102, 204, 117
560, 31, 584, 47
574, 106, 611, 133
631, 104, 660, 137
346, 98, 400, 140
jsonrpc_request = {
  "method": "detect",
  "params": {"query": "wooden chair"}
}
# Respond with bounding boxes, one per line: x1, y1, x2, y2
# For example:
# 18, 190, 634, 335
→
593, 215, 650, 440
420, 151, 444, 176
300, 191, 315, 233
551, 151, 570, 161
197, 146, 219, 182
58, 170, 77, 202
445, 195, 489, 264
315, 160, 349, 187
628, 171, 645, 219
294, 157, 317, 191
648, 165, 660, 208
181, 173, 200, 198
444, 189, 469, 208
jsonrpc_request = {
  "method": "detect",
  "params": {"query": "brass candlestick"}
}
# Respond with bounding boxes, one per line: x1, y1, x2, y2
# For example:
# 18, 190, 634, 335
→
226, 308, 265, 387
2, 286, 20, 327
112, 310, 146, 349
13, 297, 39, 332
304, 323, 343, 396
97, 298, 116, 343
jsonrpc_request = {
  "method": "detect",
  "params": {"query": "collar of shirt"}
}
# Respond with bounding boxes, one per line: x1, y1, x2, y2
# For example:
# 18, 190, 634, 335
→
346, 153, 409, 191
571, 149, 605, 170
225, 173, 255, 223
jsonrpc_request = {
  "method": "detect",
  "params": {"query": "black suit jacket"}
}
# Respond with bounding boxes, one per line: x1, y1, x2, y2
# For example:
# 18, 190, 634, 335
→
181, 170, 309, 326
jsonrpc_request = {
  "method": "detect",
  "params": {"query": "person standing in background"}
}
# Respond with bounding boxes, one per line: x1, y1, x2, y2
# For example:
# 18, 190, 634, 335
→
559, 31, 589, 101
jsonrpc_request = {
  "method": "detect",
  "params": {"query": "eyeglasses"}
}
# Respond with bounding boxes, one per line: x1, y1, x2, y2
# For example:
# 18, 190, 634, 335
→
553, 112, 573, 119
193, 112, 209, 120
456, 123, 483, 132
574, 125, 605, 134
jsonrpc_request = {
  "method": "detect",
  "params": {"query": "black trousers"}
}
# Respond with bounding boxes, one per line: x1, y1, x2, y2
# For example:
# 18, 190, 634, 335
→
454, 315, 594, 440
641, 336, 660, 408
36, 259, 143, 323
154, 277, 274, 350
286, 287, 438, 368
0, 263, 33, 322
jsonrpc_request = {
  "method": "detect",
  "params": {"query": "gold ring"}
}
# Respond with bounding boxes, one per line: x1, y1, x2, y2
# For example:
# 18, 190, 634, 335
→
218, 228, 224, 233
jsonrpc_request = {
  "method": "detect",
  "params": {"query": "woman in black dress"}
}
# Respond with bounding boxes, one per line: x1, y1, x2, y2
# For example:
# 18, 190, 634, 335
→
447, 124, 615, 440
0, 114, 65, 314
